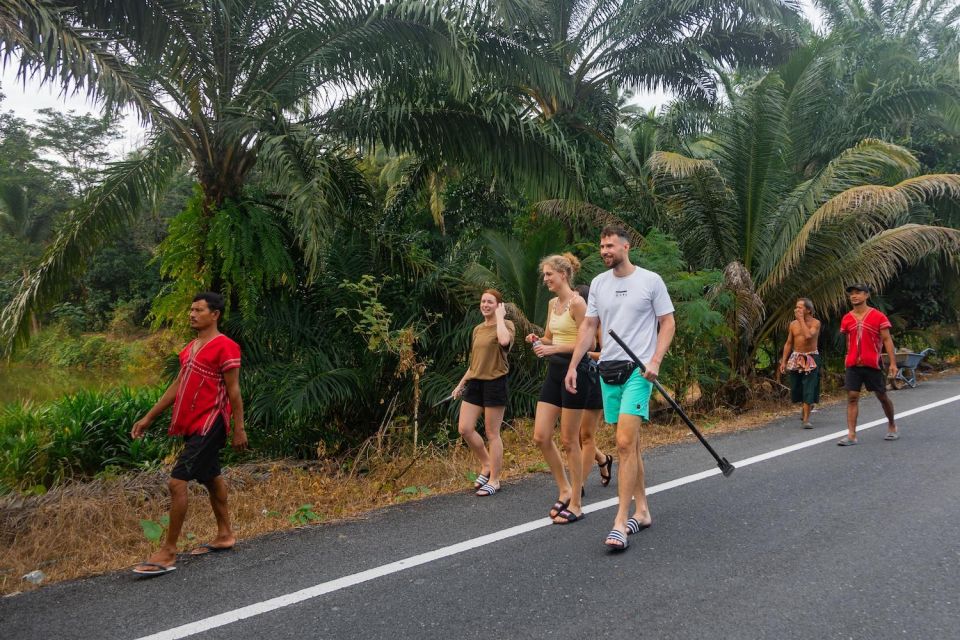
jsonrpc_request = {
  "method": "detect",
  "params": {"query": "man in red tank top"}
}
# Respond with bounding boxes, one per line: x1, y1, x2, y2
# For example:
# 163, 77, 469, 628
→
130, 292, 247, 575
837, 284, 899, 446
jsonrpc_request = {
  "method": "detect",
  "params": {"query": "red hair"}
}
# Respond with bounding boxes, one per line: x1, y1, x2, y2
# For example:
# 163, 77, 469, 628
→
481, 288, 503, 304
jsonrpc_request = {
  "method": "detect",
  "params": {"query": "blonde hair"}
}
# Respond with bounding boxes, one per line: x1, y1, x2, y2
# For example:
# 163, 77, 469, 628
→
539, 252, 581, 286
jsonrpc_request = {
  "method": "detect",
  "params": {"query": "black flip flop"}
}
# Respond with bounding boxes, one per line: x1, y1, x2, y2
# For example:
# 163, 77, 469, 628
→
549, 498, 570, 518
552, 509, 585, 524
190, 543, 234, 556
132, 562, 176, 576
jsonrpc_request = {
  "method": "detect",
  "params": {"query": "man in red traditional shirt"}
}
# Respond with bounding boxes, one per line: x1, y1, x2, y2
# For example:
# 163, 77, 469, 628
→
837, 283, 899, 446
130, 292, 247, 575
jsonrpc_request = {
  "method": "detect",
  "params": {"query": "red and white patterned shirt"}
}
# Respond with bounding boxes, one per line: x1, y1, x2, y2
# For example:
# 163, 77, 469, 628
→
169, 334, 241, 437
840, 308, 891, 370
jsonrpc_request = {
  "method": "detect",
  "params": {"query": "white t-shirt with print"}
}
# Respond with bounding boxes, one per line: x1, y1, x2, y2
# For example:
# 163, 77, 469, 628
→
586, 266, 675, 365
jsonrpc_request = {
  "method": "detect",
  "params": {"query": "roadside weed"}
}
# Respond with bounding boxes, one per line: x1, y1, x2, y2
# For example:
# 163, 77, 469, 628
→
288, 504, 322, 525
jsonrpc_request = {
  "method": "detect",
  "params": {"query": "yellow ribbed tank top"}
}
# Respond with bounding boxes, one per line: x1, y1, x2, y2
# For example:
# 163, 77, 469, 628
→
548, 299, 578, 345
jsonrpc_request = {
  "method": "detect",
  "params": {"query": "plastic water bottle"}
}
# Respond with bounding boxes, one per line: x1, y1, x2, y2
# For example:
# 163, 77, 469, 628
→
22, 570, 45, 585
532, 338, 542, 348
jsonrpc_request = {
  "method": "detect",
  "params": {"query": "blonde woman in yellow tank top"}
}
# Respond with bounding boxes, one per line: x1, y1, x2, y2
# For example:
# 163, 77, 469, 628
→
524, 253, 603, 523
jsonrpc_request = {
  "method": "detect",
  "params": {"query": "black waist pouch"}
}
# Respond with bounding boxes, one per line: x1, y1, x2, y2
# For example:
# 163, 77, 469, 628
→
598, 360, 636, 385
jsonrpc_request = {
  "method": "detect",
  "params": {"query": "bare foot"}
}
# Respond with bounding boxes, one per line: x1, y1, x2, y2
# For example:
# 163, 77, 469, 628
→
549, 491, 573, 518
190, 535, 236, 555
630, 513, 653, 528
134, 548, 177, 572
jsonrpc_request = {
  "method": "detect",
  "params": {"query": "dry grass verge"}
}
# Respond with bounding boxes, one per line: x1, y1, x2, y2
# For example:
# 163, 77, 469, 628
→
0, 387, 861, 596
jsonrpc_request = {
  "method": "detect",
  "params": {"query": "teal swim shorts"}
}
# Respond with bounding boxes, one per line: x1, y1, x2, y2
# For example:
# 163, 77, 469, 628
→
600, 368, 653, 424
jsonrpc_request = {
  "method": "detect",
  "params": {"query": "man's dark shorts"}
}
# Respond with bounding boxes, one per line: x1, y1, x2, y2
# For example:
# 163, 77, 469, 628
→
463, 375, 508, 408
789, 354, 822, 405
845, 366, 887, 393
539, 360, 602, 410
171, 415, 227, 483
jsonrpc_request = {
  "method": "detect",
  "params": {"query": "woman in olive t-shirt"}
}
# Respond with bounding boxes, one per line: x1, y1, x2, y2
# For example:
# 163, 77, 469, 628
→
452, 289, 515, 496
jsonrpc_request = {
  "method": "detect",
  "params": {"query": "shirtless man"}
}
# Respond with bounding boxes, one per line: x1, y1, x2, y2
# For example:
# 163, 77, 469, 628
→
778, 298, 822, 428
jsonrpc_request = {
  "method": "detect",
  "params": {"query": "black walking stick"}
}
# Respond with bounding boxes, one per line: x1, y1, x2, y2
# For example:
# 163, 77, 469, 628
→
431, 394, 456, 408
607, 330, 735, 477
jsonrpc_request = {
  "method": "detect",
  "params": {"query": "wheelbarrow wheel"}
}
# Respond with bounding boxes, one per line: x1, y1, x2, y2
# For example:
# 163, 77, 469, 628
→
905, 368, 918, 388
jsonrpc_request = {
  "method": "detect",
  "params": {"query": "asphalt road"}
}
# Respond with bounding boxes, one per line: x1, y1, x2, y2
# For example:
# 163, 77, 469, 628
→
2, 375, 959, 640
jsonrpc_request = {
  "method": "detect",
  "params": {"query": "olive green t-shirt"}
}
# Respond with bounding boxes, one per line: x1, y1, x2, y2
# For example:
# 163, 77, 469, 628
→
466, 320, 515, 380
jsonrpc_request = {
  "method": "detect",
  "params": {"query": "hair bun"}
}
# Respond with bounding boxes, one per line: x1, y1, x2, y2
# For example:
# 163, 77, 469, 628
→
563, 252, 581, 274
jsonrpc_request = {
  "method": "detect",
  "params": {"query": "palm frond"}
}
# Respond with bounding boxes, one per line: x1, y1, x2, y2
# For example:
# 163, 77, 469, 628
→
761, 173, 960, 296
758, 224, 960, 344
0, 135, 185, 354
255, 119, 375, 281
534, 199, 643, 245
711, 73, 792, 272
324, 85, 583, 199
463, 229, 564, 325
0, 0, 174, 123
758, 138, 920, 282
647, 150, 740, 268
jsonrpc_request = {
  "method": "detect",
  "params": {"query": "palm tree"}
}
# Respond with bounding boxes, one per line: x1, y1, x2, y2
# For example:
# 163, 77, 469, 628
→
787, 0, 960, 172
0, 182, 43, 242
648, 72, 960, 375
0, 0, 578, 353
510, 0, 801, 133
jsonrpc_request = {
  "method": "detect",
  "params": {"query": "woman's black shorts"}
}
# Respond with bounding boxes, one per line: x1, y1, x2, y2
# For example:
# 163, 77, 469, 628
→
539, 360, 603, 410
845, 366, 887, 393
463, 375, 509, 408
171, 415, 227, 483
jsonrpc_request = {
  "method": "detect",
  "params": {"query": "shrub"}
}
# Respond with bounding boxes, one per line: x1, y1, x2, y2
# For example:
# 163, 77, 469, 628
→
0, 386, 171, 492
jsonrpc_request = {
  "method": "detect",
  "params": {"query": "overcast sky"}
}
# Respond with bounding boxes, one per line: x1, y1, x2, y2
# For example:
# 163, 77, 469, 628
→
0, 2, 826, 157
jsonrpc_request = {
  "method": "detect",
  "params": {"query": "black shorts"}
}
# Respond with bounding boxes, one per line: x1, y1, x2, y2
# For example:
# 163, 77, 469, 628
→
463, 375, 508, 408
538, 360, 603, 410
171, 415, 227, 483
845, 366, 887, 393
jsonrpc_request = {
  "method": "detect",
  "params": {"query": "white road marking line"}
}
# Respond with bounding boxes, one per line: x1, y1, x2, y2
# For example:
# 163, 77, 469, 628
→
134, 394, 960, 640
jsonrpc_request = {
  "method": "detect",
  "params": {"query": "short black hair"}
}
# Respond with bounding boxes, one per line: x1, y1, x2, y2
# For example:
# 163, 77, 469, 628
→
600, 224, 631, 243
193, 291, 225, 316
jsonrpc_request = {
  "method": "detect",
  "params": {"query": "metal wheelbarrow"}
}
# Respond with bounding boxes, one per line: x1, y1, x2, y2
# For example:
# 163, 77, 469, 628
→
882, 348, 936, 389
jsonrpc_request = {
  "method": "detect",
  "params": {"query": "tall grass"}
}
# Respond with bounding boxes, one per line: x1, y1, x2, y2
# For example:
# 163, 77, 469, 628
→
0, 386, 171, 493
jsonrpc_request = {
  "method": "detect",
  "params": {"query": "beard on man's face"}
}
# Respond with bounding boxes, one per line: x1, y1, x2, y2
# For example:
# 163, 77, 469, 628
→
603, 253, 622, 268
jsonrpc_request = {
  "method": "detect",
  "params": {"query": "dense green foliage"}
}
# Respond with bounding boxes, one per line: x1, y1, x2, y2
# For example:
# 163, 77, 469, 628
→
0, 387, 169, 493
0, 0, 958, 489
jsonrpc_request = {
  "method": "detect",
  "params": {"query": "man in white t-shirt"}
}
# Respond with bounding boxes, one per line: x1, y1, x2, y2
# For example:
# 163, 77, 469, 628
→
565, 224, 675, 551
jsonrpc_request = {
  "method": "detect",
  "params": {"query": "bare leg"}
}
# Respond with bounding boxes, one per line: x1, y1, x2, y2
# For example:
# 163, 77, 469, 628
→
202, 476, 235, 547
627, 415, 651, 524
458, 401, 490, 478
556, 408, 584, 516
801, 402, 811, 423
846, 390, 860, 441
484, 406, 506, 485
876, 391, 897, 434
136, 477, 188, 569
579, 408, 602, 481
532, 401, 569, 512
613, 414, 649, 532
